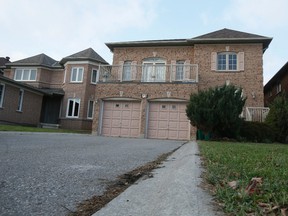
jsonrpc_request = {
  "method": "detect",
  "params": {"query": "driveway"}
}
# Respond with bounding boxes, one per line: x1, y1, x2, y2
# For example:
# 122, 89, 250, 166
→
0, 132, 184, 216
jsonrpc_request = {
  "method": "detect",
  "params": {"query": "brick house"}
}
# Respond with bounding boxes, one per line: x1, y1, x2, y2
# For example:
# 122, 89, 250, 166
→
264, 62, 288, 106
0, 75, 44, 125
1, 28, 272, 139
92, 28, 272, 140
3, 48, 108, 129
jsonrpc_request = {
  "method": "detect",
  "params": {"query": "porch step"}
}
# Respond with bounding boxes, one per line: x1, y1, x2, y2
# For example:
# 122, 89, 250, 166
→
40, 123, 60, 129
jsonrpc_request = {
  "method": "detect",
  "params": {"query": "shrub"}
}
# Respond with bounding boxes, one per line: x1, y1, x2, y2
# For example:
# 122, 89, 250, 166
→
265, 94, 288, 143
238, 121, 278, 143
186, 84, 246, 139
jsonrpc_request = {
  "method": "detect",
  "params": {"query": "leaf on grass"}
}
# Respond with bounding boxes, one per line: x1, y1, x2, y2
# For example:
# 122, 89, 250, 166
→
228, 180, 238, 189
245, 177, 263, 195
281, 208, 287, 216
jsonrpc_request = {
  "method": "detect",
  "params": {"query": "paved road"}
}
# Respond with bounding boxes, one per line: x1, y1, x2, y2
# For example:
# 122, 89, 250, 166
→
0, 132, 184, 216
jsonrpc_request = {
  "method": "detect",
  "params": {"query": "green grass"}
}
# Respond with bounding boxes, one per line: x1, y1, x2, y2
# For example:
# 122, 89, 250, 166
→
0, 124, 90, 134
199, 141, 288, 215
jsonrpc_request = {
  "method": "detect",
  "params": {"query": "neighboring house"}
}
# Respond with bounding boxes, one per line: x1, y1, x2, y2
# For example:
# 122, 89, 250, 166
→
264, 62, 288, 106
0, 57, 10, 75
3, 48, 108, 130
92, 28, 272, 140
0, 75, 44, 125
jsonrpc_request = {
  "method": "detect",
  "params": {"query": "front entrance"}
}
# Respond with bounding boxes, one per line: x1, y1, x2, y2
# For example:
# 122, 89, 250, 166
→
40, 95, 62, 124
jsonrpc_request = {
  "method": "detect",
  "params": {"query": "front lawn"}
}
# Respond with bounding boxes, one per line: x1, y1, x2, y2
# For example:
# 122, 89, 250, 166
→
199, 141, 288, 215
0, 124, 89, 134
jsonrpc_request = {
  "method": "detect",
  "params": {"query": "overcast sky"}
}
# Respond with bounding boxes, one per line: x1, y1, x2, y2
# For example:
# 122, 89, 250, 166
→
1, 0, 287, 84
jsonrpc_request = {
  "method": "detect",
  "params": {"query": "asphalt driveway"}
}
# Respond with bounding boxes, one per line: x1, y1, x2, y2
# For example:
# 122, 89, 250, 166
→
0, 132, 184, 216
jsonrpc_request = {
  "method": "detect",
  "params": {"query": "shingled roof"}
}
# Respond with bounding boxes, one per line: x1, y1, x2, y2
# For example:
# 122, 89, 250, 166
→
6, 54, 62, 69
106, 28, 272, 52
60, 48, 108, 65
189, 28, 272, 51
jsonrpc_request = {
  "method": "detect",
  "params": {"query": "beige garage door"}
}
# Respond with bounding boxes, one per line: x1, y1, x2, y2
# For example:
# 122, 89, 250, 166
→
148, 102, 190, 140
101, 101, 140, 138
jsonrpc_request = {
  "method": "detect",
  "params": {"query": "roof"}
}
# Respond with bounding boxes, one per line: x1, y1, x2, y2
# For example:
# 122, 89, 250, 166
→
0, 57, 10, 67
39, 88, 65, 96
60, 48, 108, 64
264, 62, 288, 92
6, 54, 62, 69
106, 28, 272, 52
0, 75, 45, 95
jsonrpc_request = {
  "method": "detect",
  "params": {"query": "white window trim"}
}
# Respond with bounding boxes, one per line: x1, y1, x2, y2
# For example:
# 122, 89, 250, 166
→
87, 100, 94, 119
14, 68, 37, 81
66, 98, 81, 118
91, 68, 99, 84
17, 89, 24, 112
217, 52, 237, 71
142, 59, 166, 82
71, 67, 84, 83
276, 83, 282, 94
0, 83, 5, 108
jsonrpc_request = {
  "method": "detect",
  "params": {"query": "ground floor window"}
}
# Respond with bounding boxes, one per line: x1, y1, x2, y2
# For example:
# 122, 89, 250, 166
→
0, 84, 5, 107
87, 100, 94, 119
67, 98, 80, 118
17, 89, 24, 111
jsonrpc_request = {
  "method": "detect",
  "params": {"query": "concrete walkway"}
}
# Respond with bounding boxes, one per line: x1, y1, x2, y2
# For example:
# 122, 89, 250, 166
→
93, 142, 221, 216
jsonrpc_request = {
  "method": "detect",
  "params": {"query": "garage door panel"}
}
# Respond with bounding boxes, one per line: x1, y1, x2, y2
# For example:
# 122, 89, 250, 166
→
130, 120, 139, 127
101, 101, 140, 138
169, 112, 179, 120
148, 102, 189, 140
131, 111, 140, 118
158, 121, 168, 129
169, 121, 178, 129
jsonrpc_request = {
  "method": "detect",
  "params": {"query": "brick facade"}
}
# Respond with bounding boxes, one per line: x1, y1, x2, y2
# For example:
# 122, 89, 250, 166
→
0, 82, 43, 125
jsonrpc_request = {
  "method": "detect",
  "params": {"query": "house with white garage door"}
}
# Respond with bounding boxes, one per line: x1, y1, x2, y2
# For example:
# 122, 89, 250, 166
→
92, 28, 272, 140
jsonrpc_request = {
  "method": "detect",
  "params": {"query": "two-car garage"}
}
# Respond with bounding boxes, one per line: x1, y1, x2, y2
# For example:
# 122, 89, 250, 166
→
100, 100, 191, 140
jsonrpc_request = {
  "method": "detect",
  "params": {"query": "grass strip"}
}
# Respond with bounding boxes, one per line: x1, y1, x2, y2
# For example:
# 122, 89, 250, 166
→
0, 124, 89, 134
199, 141, 288, 215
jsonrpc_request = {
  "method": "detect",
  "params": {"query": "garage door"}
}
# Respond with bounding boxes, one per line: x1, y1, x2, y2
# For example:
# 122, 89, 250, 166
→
147, 102, 190, 140
101, 101, 141, 138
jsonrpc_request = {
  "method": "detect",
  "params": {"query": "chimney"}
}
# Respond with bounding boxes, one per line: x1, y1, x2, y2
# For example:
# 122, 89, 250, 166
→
5, 56, 10, 62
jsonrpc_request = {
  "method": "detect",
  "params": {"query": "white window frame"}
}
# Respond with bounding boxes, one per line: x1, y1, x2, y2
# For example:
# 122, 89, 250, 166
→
87, 100, 94, 119
14, 68, 37, 81
91, 68, 99, 84
217, 52, 237, 71
175, 60, 184, 81
66, 98, 81, 118
123, 61, 132, 81
142, 58, 166, 82
0, 83, 5, 108
276, 83, 282, 94
17, 89, 24, 112
71, 67, 84, 83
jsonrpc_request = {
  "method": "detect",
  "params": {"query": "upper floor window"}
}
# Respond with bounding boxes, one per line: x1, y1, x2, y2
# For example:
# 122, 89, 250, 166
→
142, 57, 166, 82
0, 83, 5, 107
217, 52, 237, 71
14, 69, 37, 81
176, 60, 184, 80
123, 61, 132, 81
71, 67, 83, 82
66, 98, 80, 118
17, 89, 24, 112
91, 69, 98, 84
211, 52, 244, 72
276, 82, 282, 94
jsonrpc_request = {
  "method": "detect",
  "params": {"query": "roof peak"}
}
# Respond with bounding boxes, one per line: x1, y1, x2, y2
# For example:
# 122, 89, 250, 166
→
60, 48, 108, 64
